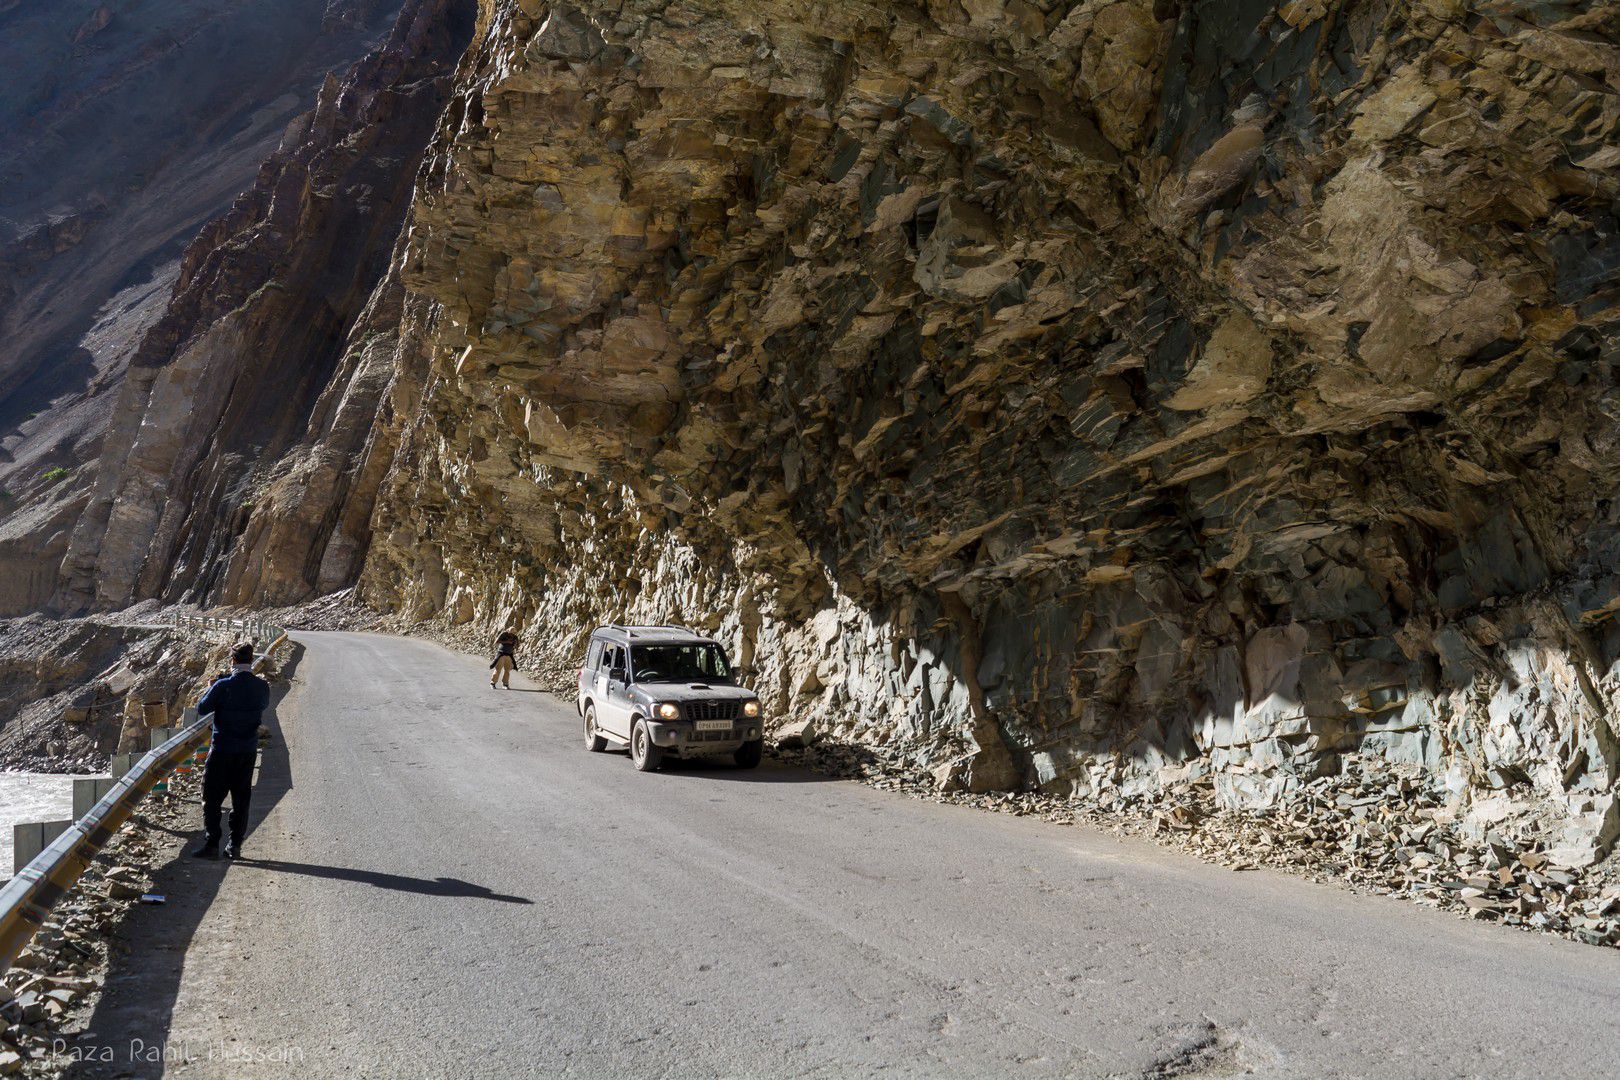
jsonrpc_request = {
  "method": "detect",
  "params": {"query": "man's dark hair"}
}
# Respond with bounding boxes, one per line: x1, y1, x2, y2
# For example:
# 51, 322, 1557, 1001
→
232, 642, 255, 666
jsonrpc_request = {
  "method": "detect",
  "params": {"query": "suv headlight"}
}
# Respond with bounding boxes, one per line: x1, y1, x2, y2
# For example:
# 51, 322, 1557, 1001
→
743, 700, 761, 717
656, 703, 680, 720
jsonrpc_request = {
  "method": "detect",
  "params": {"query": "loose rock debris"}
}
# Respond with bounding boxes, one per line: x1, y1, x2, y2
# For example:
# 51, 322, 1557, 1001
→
0, 762, 203, 1076
777, 741, 1620, 950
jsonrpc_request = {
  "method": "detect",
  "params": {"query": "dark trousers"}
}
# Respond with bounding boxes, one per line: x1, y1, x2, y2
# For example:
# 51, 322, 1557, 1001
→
202, 750, 257, 848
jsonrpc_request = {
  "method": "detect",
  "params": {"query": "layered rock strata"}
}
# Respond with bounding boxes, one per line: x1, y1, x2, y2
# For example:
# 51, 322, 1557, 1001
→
356, 1, 1620, 860
0, 0, 407, 615
49, 0, 477, 612
0, 612, 198, 770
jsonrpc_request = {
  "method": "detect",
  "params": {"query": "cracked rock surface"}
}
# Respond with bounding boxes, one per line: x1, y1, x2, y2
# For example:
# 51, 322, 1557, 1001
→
361, 0, 1620, 859
5, 1, 1620, 877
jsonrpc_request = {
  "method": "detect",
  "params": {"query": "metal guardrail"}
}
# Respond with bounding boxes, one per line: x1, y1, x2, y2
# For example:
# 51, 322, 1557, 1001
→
0, 618, 289, 970
172, 612, 284, 643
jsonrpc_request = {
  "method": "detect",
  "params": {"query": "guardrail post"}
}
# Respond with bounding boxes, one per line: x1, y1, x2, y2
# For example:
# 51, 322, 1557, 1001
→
147, 727, 176, 751
72, 778, 118, 820
110, 753, 137, 777
13, 821, 72, 876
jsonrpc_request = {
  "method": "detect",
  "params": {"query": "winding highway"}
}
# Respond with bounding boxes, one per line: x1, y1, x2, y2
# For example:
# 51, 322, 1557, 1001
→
68, 632, 1620, 1078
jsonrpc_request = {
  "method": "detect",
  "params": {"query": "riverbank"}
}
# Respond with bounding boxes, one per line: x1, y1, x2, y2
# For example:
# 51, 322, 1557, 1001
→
0, 774, 95, 881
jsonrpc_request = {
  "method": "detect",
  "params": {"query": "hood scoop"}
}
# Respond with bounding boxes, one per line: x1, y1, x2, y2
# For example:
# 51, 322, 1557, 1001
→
688, 683, 710, 690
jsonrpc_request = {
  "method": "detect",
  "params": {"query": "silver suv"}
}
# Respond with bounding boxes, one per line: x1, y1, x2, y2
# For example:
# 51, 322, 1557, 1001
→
576, 625, 764, 771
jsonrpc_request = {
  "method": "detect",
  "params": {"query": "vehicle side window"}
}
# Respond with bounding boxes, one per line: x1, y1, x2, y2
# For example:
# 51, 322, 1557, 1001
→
604, 646, 624, 675
586, 640, 602, 671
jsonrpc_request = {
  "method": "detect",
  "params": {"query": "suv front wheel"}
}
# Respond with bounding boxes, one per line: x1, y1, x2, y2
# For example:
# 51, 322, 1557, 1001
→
631, 719, 664, 772
583, 704, 607, 753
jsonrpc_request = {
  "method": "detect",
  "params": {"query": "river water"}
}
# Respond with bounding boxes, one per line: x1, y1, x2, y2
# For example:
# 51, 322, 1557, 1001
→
0, 771, 95, 879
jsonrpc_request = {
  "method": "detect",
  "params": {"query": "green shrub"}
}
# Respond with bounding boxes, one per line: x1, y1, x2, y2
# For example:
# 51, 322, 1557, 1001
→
40, 466, 70, 483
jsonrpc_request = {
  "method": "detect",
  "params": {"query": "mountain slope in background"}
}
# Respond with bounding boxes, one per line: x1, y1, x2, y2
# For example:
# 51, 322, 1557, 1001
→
0, 0, 406, 611
0, 0, 405, 599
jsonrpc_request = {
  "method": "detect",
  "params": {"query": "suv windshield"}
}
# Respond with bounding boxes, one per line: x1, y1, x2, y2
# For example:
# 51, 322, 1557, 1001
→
630, 643, 732, 683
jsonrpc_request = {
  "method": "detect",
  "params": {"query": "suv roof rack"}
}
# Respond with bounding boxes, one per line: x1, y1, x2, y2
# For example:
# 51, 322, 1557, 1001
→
595, 623, 708, 639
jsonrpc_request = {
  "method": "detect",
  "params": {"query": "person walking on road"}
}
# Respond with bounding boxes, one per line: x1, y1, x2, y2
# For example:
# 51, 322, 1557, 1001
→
191, 641, 269, 861
491, 629, 519, 689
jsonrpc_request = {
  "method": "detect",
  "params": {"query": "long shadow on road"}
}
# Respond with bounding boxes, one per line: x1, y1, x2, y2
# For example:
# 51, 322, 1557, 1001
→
233, 860, 533, 904
61, 645, 305, 1079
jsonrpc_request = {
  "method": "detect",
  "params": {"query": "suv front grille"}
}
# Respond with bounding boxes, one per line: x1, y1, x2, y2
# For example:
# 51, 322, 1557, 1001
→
686, 700, 739, 721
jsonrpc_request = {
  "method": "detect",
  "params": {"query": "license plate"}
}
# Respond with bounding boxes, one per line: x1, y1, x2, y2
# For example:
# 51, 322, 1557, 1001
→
695, 720, 730, 732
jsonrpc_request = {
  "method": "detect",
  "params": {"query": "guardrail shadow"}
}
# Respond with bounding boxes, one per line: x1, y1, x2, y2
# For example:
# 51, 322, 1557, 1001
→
61, 643, 304, 1079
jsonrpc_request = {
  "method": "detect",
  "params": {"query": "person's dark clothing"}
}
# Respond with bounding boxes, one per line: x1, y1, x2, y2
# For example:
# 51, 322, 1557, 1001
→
491, 633, 518, 671
198, 669, 270, 753
203, 750, 256, 850
197, 667, 268, 850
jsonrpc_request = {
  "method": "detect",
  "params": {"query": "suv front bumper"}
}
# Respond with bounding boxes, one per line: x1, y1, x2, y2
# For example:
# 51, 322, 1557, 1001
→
646, 721, 761, 752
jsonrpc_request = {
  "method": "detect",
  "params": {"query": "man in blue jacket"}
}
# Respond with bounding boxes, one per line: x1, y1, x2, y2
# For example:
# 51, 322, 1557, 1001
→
191, 641, 270, 861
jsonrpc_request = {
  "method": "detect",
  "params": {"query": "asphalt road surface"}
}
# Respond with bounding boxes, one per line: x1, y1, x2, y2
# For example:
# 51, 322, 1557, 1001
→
69, 632, 1620, 1078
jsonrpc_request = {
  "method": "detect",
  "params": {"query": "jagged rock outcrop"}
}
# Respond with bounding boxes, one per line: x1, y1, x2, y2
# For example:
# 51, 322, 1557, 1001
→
355, 0, 1620, 856
0, 610, 197, 770
0, 0, 406, 614
48, 0, 477, 612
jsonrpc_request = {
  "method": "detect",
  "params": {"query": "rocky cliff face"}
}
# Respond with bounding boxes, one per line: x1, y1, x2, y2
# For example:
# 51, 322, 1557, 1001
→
353, 0, 1620, 858
0, 0, 406, 614
7, 1, 1620, 862
43, 0, 477, 613
0, 609, 201, 770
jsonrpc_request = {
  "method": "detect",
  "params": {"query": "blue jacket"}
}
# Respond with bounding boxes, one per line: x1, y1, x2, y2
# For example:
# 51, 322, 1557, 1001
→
198, 669, 270, 754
